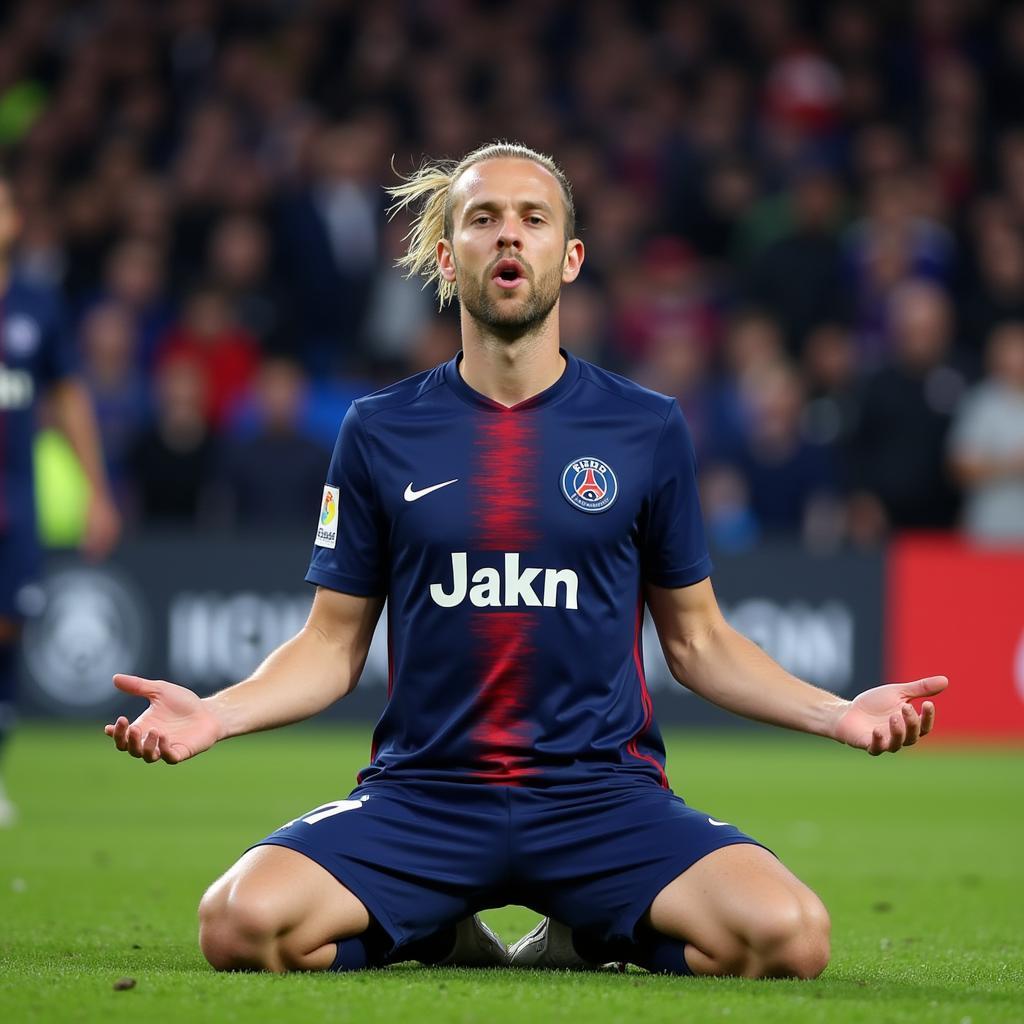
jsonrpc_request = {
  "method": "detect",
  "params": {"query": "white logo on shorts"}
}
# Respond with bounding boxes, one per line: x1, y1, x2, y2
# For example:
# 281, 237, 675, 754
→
282, 794, 370, 829
708, 818, 731, 827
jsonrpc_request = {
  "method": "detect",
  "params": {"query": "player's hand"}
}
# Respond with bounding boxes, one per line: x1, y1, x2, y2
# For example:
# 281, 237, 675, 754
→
833, 676, 948, 755
81, 490, 122, 561
104, 674, 224, 765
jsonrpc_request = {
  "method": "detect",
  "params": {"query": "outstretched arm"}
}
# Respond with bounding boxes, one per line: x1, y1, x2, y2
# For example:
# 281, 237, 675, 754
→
105, 587, 384, 764
645, 578, 946, 754
48, 378, 121, 560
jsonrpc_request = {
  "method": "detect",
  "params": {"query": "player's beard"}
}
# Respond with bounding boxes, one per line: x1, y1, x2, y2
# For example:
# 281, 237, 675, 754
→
457, 255, 563, 339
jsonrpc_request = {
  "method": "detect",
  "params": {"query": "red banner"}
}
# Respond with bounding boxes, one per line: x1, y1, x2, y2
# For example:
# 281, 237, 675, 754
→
887, 535, 1024, 739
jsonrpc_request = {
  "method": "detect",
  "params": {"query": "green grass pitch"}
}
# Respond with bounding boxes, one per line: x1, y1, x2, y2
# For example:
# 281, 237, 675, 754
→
1, 723, 1022, 1023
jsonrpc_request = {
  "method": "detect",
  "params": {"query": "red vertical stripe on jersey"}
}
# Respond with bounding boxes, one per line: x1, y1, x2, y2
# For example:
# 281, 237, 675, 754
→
469, 410, 539, 783
469, 610, 537, 781
472, 413, 540, 551
627, 592, 668, 788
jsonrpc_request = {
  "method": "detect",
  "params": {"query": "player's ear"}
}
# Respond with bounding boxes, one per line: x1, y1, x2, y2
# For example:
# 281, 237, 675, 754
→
437, 239, 457, 283
562, 238, 584, 284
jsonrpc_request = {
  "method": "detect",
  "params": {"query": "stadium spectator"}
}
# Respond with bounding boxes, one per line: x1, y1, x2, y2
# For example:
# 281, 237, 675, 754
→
97, 237, 174, 366
127, 355, 219, 526
959, 221, 1024, 362
801, 323, 861, 503
215, 356, 330, 530
847, 280, 966, 543
78, 301, 150, 503
612, 237, 719, 363
843, 172, 955, 366
712, 310, 787, 461
276, 119, 387, 372
155, 282, 260, 429
635, 325, 723, 466
948, 322, 1024, 542
744, 167, 849, 352
700, 464, 760, 554
547, 279, 609, 369
720, 361, 840, 545
206, 214, 288, 345
361, 217, 437, 370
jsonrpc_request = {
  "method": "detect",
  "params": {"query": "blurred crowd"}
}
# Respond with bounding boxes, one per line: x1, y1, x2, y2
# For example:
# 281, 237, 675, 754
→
3, 0, 1024, 546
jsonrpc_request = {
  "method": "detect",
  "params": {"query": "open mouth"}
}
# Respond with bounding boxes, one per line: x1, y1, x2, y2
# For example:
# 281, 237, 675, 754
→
491, 258, 527, 290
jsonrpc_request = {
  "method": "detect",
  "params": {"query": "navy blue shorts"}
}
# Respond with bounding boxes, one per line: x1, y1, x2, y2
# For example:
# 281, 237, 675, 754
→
0, 524, 41, 620
253, 777, 765, 956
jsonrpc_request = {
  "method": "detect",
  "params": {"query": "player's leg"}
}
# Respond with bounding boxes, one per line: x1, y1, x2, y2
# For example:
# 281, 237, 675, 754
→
199, 782, 509, 973
0, 527, 42, 828
198, 845, 373, 972
0, 617, 23, 826
643, 843, 830, 978
511, 782, 829, 979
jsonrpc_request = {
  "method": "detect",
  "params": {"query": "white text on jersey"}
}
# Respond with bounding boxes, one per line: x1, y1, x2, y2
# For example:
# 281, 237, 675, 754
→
430, 552, 579, 609
0, 366, 34, 409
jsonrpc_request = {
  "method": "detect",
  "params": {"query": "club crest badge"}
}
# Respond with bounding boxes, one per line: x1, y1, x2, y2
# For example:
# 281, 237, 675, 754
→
561, 457, 618, 514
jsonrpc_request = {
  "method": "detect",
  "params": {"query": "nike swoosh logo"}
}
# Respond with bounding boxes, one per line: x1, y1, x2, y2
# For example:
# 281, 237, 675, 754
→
708, 818, 731, 827
404, 479, 459, 502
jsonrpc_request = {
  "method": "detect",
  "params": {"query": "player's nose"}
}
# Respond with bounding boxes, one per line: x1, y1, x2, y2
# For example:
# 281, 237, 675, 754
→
496, 215, 523, 250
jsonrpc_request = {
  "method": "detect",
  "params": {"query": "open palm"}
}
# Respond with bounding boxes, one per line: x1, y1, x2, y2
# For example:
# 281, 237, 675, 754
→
834, 676, 948, 755
104, 674, 224, 764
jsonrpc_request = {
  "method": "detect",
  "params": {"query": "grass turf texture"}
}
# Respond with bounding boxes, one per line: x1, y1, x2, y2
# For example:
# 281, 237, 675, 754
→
1, 725, 1021, 1023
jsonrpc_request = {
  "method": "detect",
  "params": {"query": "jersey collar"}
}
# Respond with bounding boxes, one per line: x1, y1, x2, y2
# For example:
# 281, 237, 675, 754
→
445, 348, 581, 412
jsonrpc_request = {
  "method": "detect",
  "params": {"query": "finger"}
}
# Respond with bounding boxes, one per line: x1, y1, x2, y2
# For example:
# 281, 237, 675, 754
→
104, 724, 114, 737
887, 711, 907, 753
162, 743, 184, 765
113, 674, 164, 700
113, 717, 131, 752
126, 725, 146, 759
902, 675, 948, 700
901, 703, 921, 746
920, 701, 936, 736
141, 730, 161, 763
869, 726, 885, 756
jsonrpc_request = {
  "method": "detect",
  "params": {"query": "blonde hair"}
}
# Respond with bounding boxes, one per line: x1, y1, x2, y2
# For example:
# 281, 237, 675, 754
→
386, 141, 576, 308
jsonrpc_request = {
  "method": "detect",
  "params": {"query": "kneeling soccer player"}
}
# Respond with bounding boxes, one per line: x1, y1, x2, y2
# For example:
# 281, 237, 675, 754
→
106, 142, 946, 978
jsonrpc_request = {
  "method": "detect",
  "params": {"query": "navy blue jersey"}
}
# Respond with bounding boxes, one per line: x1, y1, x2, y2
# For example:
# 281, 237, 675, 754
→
307, 350, 711, 787
0, 275, 77, 533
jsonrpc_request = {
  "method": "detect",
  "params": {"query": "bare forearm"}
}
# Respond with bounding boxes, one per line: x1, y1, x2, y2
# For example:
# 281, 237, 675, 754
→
51, 380, 113, 496
205, 624, 367, 739
670, 621, 849, 739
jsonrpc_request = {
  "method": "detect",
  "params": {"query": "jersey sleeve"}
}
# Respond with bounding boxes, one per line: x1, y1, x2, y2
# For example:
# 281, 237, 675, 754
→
642, 401, 713, 588
305, 403, 387, 596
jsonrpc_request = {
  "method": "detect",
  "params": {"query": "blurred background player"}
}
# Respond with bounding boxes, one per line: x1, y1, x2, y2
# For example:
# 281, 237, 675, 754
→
948, 321, 1024, 542
0, 169, 120, 824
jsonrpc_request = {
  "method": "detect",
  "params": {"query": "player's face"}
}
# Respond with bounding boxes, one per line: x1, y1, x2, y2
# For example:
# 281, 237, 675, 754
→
441, 159, 582, 336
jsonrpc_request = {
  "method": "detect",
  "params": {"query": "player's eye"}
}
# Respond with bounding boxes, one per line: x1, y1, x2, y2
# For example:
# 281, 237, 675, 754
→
527, 215, 545, 225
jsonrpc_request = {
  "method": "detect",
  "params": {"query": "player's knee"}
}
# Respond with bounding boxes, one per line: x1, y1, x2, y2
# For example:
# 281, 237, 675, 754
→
197, 884, 283, 971
750, 893, 830, 980
790, 895, 831, 979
